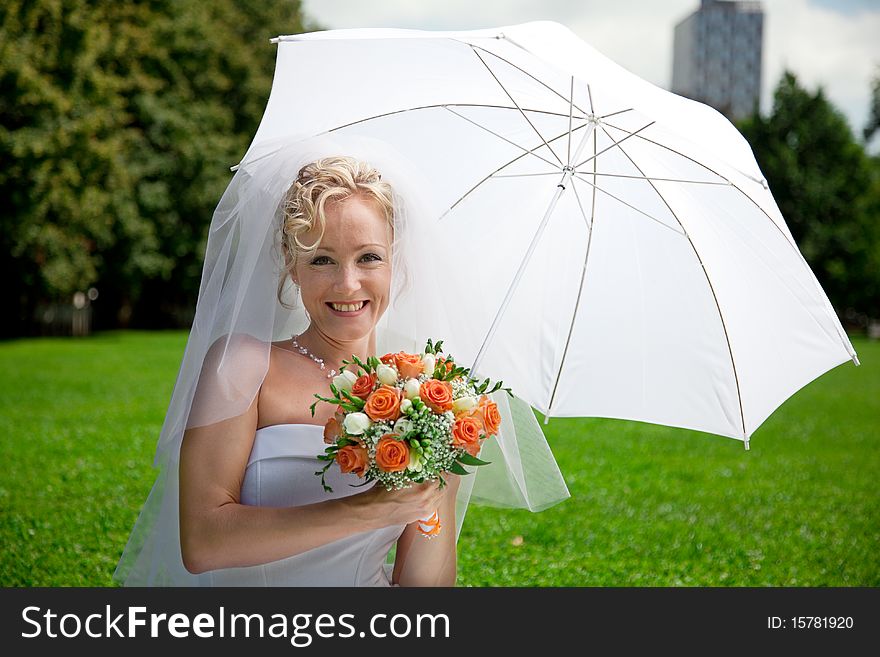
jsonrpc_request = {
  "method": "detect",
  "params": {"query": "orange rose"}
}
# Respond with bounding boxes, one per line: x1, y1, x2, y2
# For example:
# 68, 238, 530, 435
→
363, 384, 402, 422
380, 353, 396, 366
351, 372, 378, 400
323, 416, 342, 444
436, 356, 455, 374
392, 351, 424, 379
419, 379, 454, 413
452, 415, 482, 457
477, 395, 501, 437
336, 443, 368, 477
375, 433, 409, 472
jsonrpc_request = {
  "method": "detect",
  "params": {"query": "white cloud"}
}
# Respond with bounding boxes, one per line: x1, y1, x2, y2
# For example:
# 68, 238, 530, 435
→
301, 0, 879, 139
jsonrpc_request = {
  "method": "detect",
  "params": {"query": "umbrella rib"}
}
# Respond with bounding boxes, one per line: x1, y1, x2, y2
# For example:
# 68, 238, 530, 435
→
597, 108, 632, 120
577, 171, 730, 185
572, 174, 686, 236
545, 124, 599, 421
458, 47, 632, 125
492, 172, 561, 178
440, 122, 593, 219
601, 121, 733, 185
567, 76, 574, 166
443, 106, 560, 170
599, 125, 748, 441
601, 121, 859, 365
230, 103, 589, 171
574, 121, 655, 169
465, 43, 593, 118
569, 171, 593, 231
325, 101, 586, 133
471, 48, 565, 167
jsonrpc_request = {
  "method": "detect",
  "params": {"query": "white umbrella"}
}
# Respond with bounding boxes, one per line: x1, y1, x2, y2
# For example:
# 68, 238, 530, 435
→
236, 20, 859, 450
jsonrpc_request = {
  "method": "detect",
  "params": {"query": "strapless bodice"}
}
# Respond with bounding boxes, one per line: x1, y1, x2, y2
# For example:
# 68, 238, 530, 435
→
201, 423, 406, 586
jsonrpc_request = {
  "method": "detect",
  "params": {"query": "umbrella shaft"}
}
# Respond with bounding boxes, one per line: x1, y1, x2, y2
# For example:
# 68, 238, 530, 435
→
469, 121, 596, 383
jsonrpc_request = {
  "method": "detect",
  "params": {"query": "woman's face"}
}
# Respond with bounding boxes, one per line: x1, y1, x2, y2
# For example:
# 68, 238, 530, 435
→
293, 194, 392, 342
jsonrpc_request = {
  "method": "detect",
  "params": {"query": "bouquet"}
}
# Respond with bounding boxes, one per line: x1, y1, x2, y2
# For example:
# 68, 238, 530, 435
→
312, 338, 513, 537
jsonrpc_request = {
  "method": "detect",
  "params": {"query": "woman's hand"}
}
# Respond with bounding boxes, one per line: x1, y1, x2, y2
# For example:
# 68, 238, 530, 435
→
353, 478, 450, 526
363, 481, 446, 525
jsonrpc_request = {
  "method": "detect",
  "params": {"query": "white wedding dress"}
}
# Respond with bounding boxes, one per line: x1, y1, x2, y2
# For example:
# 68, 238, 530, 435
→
200, 423, 407, 586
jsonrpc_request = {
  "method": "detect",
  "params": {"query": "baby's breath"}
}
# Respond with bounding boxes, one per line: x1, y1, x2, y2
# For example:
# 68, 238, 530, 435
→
451, 377, 470, 399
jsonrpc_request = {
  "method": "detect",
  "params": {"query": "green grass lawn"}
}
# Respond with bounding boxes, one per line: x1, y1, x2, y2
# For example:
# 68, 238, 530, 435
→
1, 330, 877, 586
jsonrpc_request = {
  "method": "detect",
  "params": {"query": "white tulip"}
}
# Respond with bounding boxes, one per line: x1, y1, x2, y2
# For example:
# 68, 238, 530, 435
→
342, 412, 370, 435
421, 353, 436, 376
376, 364, 398, 385
407, 450, 423, 472
400, 398, 413, 414
333, 369, 358, 392
452, 395, 478, 414
403, 378, 421, 400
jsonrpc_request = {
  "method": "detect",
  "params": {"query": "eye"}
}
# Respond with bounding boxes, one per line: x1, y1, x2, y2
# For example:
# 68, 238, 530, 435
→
311, 253, 382, 265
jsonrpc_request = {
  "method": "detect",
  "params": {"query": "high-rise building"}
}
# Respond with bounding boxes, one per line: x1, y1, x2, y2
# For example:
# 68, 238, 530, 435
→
672, 0, 764, 121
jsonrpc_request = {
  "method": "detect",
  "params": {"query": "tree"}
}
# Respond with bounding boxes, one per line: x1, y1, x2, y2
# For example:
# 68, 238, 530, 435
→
864, 65, 879, 144
737, 71, 880, 321
1, 0, 320, 335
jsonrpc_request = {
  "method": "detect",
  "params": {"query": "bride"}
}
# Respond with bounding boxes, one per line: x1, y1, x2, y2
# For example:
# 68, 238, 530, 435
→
113, 134, 570, 586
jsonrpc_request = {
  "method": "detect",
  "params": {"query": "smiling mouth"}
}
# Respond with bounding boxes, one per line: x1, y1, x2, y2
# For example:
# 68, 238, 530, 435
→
326, 300, 368, 312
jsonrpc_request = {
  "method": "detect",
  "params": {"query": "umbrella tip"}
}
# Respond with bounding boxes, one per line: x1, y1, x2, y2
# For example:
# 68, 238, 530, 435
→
543, 414, 550, 425
852, 353, 860, 366
743, 438, 750, 451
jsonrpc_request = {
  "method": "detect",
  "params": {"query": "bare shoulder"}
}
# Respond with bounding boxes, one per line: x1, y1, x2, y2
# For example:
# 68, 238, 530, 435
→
201, 333, 269, 373
188, 333, 269, 429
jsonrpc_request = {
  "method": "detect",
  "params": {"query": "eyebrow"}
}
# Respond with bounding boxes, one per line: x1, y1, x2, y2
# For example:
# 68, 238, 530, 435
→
315, 243, 387, 252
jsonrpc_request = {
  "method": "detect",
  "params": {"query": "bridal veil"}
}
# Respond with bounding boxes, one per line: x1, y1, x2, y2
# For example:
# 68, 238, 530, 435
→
113, 133, 570, 586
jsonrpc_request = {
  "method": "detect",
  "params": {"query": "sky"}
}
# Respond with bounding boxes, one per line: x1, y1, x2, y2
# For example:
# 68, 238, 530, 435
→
299, 0, 880, 147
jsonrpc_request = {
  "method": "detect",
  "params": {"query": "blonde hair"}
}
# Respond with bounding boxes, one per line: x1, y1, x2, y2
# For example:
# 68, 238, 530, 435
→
277, 156, 396, 309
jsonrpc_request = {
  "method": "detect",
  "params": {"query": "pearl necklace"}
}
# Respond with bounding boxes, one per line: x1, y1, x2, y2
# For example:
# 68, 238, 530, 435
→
290, 334, 338, 379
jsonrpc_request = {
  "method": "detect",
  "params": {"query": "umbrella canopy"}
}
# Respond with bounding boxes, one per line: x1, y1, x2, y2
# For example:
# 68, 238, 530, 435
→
237, 20, 859, 449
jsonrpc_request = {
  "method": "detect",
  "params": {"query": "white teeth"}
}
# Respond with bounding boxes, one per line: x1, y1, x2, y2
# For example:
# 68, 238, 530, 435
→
330, 301, 365, 312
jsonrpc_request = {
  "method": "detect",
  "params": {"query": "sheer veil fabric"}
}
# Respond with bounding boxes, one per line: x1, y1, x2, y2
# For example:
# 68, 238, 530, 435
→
113, 133, 570, 586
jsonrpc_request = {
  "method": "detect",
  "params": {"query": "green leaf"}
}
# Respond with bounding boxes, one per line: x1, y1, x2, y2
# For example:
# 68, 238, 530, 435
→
458, 453, 491, 466
449, 461, 470, 476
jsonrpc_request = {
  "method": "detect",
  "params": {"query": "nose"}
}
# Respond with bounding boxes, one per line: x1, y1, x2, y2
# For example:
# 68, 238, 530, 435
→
333, 263, 362, 296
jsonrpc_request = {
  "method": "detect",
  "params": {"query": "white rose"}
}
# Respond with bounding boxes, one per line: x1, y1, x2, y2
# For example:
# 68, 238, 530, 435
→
393, 417, 414, 435
403, 378, 421, 400
333, 369, 358, 392
400, 398, 413, 414
452, 395, 478, 414
421, 353, 436, 377
342, 412, 370, 435
376, 363, 398, 386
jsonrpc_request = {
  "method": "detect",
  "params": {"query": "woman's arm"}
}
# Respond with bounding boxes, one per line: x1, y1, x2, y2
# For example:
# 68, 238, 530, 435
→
391, 474, 461, 587
178, 393, 446, 574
